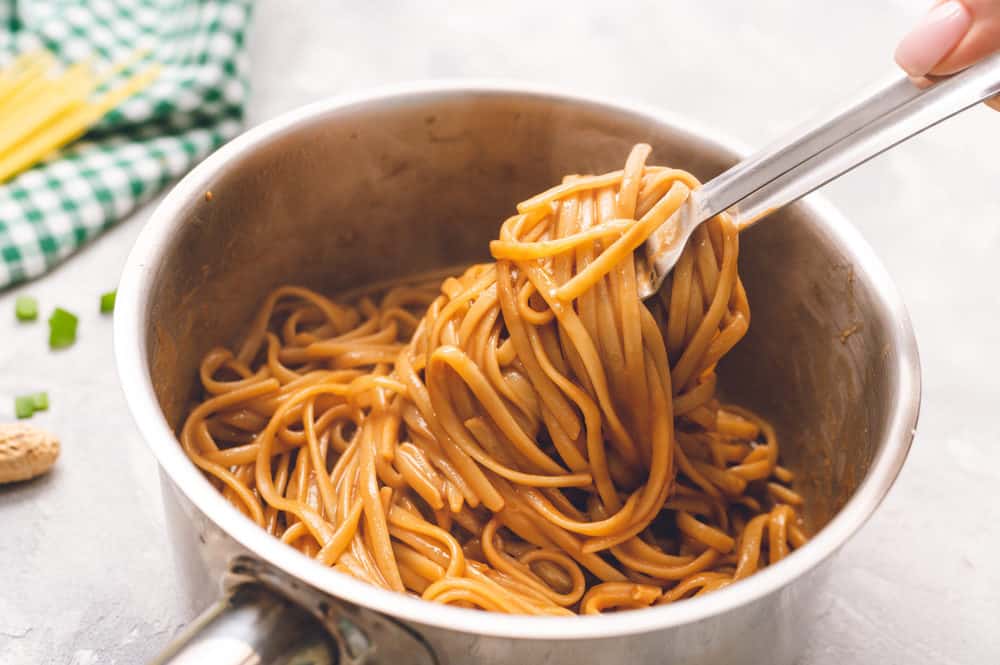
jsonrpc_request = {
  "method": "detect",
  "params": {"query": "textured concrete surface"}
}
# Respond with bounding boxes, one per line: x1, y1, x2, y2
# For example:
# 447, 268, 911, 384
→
2, 1, 998, 662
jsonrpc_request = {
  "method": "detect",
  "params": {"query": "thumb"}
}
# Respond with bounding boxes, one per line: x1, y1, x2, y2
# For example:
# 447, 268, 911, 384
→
895, 0, 1000, 77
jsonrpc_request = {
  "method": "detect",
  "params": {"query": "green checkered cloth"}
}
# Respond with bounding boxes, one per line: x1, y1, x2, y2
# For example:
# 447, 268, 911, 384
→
0, 0, 251, 289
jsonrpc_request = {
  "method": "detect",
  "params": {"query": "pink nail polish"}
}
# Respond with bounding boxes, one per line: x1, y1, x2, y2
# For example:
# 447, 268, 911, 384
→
895, 1, 972, 77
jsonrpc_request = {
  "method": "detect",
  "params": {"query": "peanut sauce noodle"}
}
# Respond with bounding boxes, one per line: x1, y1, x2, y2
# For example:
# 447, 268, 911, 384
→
181, 144, 809, 615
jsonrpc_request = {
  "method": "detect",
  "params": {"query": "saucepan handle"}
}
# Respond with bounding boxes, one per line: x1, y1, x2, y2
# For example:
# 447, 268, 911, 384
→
150, 556, 439, 665
151, 585, 338, 665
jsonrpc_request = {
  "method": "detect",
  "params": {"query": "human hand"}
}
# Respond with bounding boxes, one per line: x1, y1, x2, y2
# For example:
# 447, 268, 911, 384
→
895, 0, 1000, 109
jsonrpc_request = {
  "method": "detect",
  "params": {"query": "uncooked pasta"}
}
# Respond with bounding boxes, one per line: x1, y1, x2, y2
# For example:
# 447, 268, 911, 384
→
180, 144, 809, 614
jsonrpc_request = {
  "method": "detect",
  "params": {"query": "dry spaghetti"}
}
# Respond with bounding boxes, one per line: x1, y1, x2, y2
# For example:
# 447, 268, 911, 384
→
181, 144, 809, 614
0, 49, 159, 183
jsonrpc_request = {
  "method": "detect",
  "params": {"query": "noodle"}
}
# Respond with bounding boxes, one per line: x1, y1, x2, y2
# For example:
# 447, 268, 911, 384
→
180, 145, 809, 614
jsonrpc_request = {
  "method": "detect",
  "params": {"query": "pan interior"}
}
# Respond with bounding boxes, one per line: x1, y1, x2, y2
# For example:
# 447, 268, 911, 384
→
146, 91, 896, 538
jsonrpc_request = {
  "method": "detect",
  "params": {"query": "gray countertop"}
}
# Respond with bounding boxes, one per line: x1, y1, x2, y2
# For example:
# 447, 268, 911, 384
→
2, 1, 998, 663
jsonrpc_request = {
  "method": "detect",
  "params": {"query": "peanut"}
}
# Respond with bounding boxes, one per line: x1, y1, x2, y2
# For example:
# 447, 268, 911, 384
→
0, 423, 60, 484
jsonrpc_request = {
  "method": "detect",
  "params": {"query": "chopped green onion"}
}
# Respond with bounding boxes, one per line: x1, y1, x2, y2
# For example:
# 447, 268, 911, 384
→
15, 295, 38, 321
14, 395, 35, 419
48, 307, 78, 349
31, 392, 49, 411
13, 392, 48, 419
100, 290, 116, 314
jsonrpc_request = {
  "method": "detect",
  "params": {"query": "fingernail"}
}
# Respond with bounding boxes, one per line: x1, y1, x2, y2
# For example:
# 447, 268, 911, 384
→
895, 1, 972, 77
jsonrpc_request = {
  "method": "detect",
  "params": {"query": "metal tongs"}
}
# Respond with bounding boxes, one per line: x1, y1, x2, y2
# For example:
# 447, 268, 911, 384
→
638, 51, 1000, 299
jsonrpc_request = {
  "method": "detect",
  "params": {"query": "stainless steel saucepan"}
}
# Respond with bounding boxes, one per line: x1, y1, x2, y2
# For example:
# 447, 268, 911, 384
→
114, 82, 921, 665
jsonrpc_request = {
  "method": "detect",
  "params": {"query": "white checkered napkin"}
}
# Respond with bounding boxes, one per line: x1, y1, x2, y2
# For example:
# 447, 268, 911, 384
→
0, 0, 252, 289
